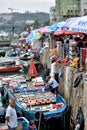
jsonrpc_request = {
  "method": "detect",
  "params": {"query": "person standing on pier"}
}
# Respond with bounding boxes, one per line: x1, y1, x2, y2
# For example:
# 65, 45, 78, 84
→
50, 59, 59, 83
5, 98, 18, 130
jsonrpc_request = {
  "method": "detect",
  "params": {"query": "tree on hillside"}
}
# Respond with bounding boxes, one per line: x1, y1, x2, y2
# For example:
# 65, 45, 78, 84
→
43, 20, 50, 26
33, 19, 40, 29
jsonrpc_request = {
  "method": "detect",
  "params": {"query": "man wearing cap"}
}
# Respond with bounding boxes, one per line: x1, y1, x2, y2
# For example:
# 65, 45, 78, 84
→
45, 75, 59, 94
25, 120, 37, 130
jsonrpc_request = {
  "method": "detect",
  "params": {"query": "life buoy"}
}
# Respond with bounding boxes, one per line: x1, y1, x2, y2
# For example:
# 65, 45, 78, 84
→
75, 109, 84, 130
73, 74, 82, 88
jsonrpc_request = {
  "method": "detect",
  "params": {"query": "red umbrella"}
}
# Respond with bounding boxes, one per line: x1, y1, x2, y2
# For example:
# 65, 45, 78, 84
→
28, 58, 37, 77
54, 29, 82, 35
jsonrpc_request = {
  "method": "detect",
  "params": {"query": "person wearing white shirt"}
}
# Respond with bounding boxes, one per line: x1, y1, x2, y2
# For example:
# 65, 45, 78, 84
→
50, 59, 56, 77
50, 59, 59, 83
5, 98, 18, 130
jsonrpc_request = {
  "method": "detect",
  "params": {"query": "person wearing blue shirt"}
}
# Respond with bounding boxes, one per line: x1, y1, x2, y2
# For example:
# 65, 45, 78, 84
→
25, 120, 37, 130
45, 75, 59, 94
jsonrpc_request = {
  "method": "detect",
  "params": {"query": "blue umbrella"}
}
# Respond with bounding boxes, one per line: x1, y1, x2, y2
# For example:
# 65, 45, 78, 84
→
26, 30, 42, 43
48, 21, 66, 33
20, 31, 29, 37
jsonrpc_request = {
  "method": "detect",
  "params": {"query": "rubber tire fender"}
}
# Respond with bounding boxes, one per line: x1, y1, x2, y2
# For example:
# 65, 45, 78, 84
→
73, 74, 82, 88
75, 111, 84, 130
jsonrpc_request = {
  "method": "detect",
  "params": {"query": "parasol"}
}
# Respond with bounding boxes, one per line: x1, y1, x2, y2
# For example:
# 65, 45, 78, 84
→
28, 58, 37, 77
26, 30, 42, 43
38, 26, 49, 34
62, 16, 87, 34
20, 31, 29, 37
54, 28, 82, 35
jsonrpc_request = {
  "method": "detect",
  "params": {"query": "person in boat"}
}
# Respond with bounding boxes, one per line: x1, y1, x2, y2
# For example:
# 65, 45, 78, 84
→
5, 98, 18, 130
25, 119, 37, 130
45, 74, 59, 94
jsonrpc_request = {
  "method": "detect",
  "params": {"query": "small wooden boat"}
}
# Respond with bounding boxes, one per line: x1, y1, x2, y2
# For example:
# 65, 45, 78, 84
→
20, 53, 34, 61
0, 61, 16, 66
7, 50, 18, 57
0, 64, 22, 73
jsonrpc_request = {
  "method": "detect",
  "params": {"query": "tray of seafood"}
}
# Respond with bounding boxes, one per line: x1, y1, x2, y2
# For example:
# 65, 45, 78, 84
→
16, 92, 56, 107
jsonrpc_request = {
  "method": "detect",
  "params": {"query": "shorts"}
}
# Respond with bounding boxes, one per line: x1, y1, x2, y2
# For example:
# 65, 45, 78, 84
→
8, 125, 16, 130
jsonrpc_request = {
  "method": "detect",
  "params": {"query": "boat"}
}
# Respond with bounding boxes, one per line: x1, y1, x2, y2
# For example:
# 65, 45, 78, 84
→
20, 53, 34, 61
0, 61, 16, 66
0, 117, 29, 130
0, 41, 11, 47
7, 48, 26, 57
0, 49, 6, 57
7, 48, 19, 57
1, 80, 68, 125
0, 64, 22, 73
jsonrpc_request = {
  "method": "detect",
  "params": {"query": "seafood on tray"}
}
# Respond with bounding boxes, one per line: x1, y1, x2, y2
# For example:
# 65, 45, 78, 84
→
16, 92, 56, 108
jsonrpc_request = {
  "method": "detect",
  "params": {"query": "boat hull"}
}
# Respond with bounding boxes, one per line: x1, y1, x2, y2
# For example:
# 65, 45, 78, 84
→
0, 65, 22, 72
2, 85, 67, 121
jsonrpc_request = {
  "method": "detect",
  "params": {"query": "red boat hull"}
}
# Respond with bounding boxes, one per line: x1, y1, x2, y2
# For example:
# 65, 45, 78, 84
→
0, 65, 22, 72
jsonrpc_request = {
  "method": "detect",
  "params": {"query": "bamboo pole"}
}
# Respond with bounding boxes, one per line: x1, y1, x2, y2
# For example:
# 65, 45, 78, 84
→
38, 111, 42, 130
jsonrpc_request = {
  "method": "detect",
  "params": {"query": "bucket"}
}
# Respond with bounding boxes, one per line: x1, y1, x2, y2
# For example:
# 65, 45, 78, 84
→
49, 49, 57, 55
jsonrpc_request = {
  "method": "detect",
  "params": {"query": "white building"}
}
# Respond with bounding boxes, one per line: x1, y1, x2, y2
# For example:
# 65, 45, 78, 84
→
49, 7, 56, 24
80, 0, 87, 15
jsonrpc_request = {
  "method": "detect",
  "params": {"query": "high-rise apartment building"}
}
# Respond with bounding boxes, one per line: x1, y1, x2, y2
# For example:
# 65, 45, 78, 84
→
49, 7, 56, 24
55, 0, 87, 20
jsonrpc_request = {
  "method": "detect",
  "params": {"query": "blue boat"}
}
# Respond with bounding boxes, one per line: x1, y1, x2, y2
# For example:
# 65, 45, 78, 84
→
7, 48, 26, 57
0, 117, 29, 130
1, 84, 68, 124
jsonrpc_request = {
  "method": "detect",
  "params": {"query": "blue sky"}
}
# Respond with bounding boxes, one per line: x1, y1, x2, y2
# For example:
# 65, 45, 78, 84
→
0, 0, 55, 13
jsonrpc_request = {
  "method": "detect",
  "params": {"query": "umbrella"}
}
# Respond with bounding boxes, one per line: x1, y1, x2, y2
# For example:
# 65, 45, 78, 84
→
38, 22, 65, 34
54, 28, 82, 35
20, 31, 29, 37
62, 16, 87, 34
48, 21, 65, 33
38, 26, 49, 34
28, 58, 37, 77
26, 30, 42, 43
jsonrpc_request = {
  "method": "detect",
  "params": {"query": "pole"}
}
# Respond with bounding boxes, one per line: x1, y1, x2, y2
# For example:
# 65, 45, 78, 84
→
38, 111, 42, 130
